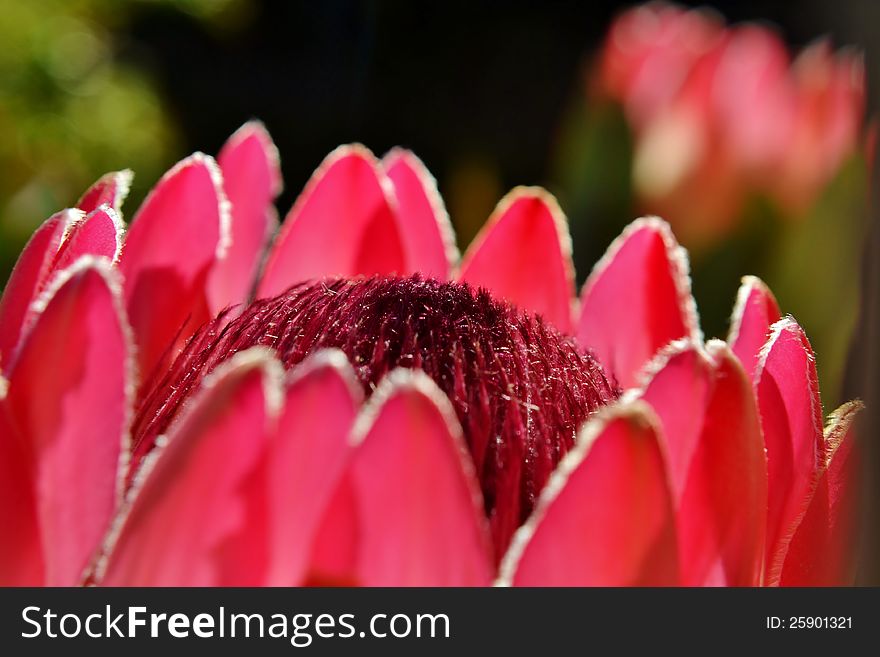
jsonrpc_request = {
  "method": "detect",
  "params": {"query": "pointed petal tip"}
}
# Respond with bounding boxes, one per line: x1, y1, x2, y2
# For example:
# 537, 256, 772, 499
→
223, 120, 284, 198
349, 366, 461, 447
120, 150, 232, 377
97, 344, 280, 586
381, 147, 459, 279
577, 216, 700, 388
727, 275, 781, 374
202, 345, 286, 417
28, 254, 122, 318
459, 185, 575, 331
257, 143, 405, 297
755, 314, 815, 382
346, 365, 493, 586
76, 169, 135, 215
498, 400, 678, 587
7, 253, 134, 585
181, 152, 233, 260
824, 399, 864, 456
285, 347, 364, 405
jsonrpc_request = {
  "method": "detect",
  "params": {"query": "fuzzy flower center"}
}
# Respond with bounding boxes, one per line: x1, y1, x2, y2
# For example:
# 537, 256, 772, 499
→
133, 275, 620, 558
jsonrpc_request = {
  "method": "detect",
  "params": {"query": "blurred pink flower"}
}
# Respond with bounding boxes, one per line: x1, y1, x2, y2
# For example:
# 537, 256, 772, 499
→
0, 122, 860, 586
597, 2, 865, 248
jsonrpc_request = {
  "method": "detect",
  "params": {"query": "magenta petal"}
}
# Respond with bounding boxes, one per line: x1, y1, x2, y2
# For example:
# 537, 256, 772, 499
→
4, 258, 131, 585
755, 317, 825, 584
347, 370, 493, 586
257, 145, 406, 299
119, 153, 230, 382
264, 350, 362, 586
728, 276, 782, 381
210, 121, 282, 314
0, 206, 124, 368
639, 340, 767, 586
53, 205, 124, 272
780, 401, 862, 586
0, 210, 77, 367
382, 148, 458, 279
500, 403, 679, 586
0, 386, 44, 586
458, 187, 575, 332
98, 349, 282, 586
577, 218, 700, 389
304, 469, 359, 585
76, 170, 133, 215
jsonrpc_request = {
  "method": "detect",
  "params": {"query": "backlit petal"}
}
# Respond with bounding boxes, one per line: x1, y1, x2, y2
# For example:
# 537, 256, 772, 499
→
728, 276, 781, 381
4, 258, 131, 585
382, 148, 458, 279
76, 170, 133, 215
0, 207, 123, 367
779, 401, 862, 586
53, 206, 124, 271
459, 187, 575, 332
755, 317, 825, 584
264, 350, 362, 586
499, 402, 679, 586
119, 153, 231, 383
98, 349, 282, 586
347, 369, 493, 586
210, 121, 282, 314
637, 339, 767, 586
258, 145, 406, 298
577, 218, 699, 389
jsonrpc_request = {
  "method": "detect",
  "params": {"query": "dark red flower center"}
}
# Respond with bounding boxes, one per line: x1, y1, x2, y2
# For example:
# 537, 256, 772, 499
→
132, 275, 619, 559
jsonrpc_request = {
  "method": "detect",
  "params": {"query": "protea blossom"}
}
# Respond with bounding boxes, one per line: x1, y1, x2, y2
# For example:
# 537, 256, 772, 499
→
0, 121, 861, 587
597, 2, 865, 248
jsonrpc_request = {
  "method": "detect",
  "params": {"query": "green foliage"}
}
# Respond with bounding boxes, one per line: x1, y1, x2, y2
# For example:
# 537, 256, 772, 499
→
0, 0, 242, 284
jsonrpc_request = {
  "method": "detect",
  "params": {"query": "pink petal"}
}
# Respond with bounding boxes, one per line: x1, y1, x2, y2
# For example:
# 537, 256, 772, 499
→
264, 350, 362, 586
119, 153, 231, 383
780, 401, 862, 586
638, 340, 767, 586
0, 209, 105, 367
0, 385, 44, 586
499, 402, 679, 586
209, 121, 283, 314
755, 317, 825, 584
76, 170, 134, 215
347, 370, 493, 586
382, 148, 458, 279
0, 206, 123, 372
304, 473, 360, 586
0, 212, 70, 367
458, 187, 575, 332
98, 349, 282, 586
728, 276, 781, 381
0, 206, 124, 371
4, 258, 131, 585
53, 206, 124, 271
257, 145, 406, 299
577, 218, 700, 389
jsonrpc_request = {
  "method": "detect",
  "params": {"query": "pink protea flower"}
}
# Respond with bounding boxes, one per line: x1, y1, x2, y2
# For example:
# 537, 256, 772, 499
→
0, 122, 860, 586
597, 2, 865, 248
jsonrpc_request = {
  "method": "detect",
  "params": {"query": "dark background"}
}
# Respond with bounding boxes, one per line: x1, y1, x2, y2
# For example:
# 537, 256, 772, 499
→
122, 0, 877, 239
3, 0, 879, 583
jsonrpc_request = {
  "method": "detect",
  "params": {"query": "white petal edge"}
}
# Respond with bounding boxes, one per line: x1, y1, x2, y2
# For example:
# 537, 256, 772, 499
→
12, 255, 136, 584
132, 152, 232, 260
91, 346, 284, 583
495, 399, 671, 586
381, 148, 460, 277
579, 216, 702, 345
